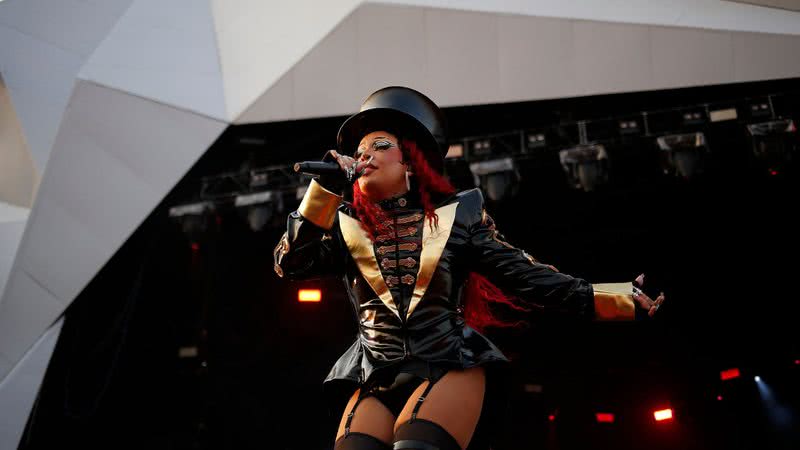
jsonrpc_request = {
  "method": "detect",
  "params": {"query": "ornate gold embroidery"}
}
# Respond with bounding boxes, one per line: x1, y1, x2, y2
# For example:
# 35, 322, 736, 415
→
401, 274, 416, 285
377, 243, 417, 255
399, 257, 417, 268
386, 275, 400, 287
338, 212, 400, 320
397, 213, 424, 224
380, 257, 418, 270
375, 226, 416, 242
406, 203, 458, 320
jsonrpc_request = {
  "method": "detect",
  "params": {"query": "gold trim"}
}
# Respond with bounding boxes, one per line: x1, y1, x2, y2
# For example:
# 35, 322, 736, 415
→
592, 282, 635, 321
338, 212, 401, 320
297, 179, 342, 230
406, 202, 459, 320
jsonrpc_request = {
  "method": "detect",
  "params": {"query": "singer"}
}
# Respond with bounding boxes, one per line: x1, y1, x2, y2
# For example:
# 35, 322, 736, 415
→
273, 86, 666, 450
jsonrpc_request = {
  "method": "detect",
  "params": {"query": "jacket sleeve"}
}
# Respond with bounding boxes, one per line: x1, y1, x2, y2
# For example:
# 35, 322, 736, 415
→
465, 190, 634, 321
273, 179, 347, 280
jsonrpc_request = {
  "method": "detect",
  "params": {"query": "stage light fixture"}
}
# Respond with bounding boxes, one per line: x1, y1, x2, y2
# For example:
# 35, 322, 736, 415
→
746, 118, 797, 174
298, 289, 322, 302
468, 157, 520, 201
235, 190, 282, 232
720, 368, 740, 381
169, 201, 216, 244
653, 408, 673, 422
525, 132, 546, 150
657, 132, 709, 180
558, 143, 609, 192
595, 413, 615, 423
618, 119, 639, 135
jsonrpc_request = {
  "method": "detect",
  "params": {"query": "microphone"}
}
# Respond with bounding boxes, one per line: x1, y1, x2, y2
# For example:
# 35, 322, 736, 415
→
293, 161, 341, 176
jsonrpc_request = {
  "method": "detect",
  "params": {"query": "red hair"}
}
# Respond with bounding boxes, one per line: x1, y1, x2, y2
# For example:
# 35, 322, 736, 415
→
351, 140, 531, 334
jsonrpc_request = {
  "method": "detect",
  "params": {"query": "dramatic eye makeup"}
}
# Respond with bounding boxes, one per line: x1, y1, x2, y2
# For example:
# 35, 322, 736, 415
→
354, 137, 396, 157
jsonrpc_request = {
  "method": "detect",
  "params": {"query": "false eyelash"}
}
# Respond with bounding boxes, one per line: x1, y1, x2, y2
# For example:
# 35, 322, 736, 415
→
373, 140, 394, 149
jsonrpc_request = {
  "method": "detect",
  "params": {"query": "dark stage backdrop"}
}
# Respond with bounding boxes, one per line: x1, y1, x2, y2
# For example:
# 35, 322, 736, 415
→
20, 78, 800, 450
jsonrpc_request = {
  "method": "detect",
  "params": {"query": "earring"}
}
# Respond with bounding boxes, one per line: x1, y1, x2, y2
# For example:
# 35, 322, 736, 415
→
405, 171, 413, 191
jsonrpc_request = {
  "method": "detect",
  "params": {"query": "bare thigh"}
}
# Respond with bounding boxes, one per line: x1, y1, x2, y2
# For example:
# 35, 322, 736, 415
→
394, 366, 486, 450
335, 388, 396, 446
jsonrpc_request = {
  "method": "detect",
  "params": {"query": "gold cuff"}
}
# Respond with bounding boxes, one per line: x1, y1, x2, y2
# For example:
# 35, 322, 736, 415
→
592, 283, 635, 321
298, 179, 342, 230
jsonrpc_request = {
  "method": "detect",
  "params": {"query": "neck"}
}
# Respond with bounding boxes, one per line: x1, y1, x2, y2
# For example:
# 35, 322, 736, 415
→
365, 185, 410, 203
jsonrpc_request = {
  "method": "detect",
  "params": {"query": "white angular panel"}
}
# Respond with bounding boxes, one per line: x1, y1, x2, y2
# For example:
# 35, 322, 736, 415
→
0, 0, 133, 58
573, 20, 653, 96
0, 26, 85, 172
79, 0, 226, 121
651, 26, 735, 89
732, 31, 800, 82
0, 76, 38, 208
0, 270, 64, 370
236, 68, 295, 124
16, 80, 225, 311
424, 8, 501, 106
355, 4, 428, 98
497, 14, 576, 102
369, 0, 800, 35
0, 318, 63, 450
293, 12, 359, 118
214, 0, 362, 122
0, 0, 135, 172
0, 218, 27, 302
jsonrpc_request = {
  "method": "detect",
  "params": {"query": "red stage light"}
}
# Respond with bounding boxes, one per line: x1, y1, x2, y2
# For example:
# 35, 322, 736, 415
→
595, 413, 615, 423
298, 289, 322, 302
717, 395, 723, 401
794, 359, 799, 365
654, 408, 673, 422
548, 414, 556, 422
720, 368, 740, 381
190, 243, 200, 251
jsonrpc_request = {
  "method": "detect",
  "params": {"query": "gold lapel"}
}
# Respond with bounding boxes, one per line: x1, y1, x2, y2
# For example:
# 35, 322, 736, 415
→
407, 202, 458, 320
338, 212, 401, 320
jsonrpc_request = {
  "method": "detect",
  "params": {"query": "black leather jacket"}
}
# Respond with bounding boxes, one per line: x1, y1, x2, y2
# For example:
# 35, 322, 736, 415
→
273, 180, 634, 390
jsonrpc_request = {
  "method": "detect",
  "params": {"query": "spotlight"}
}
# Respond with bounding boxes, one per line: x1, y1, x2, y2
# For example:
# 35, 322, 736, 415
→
681, 109, 706, 125
298, 289, 322, 302
595, 413, 615, 423
748, 101, 772, 119
657, 132, 709, 180
720, 368, 741, 381
469, 139, 493, 159
754, 375, 761, 382
653, 408, 673, 422
618, 119, 640, 136
525, 132, 547, 151
468, 157, 520, 201
746, 119, 797, 175
558, 144, 609, 192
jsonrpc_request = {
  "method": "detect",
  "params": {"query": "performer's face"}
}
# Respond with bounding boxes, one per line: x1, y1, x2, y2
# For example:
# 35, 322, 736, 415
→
354, 130, 408, 201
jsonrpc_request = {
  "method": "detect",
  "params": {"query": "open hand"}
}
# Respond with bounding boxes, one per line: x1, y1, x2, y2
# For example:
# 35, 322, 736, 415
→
631, 273, 666, 318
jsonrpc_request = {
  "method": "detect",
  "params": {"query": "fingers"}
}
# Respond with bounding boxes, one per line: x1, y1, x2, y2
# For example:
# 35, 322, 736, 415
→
330, 150, 357, 172
634, 273, 645, 287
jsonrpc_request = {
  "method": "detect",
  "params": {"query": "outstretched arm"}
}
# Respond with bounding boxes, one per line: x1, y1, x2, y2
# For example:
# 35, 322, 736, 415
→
465, 191, 641, 321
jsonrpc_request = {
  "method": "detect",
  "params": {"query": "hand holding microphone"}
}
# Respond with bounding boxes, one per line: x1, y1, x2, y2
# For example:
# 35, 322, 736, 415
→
294, 150, 373, 194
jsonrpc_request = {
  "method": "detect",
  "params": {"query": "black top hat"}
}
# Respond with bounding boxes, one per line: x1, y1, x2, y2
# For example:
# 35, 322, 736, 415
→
337, 86, 448, 173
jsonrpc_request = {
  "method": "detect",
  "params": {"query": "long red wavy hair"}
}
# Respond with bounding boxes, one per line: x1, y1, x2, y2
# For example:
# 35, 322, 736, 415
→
351, 139, 531, 333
